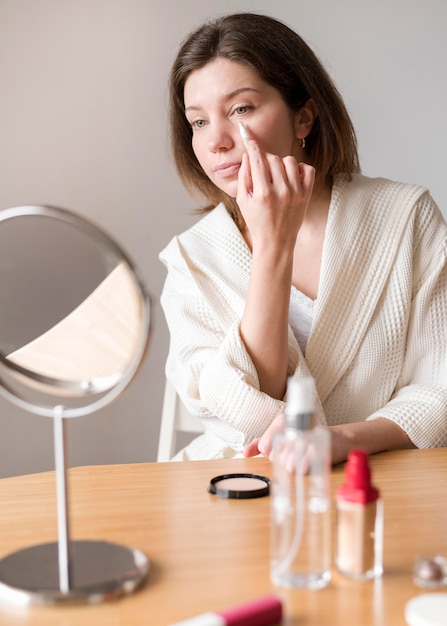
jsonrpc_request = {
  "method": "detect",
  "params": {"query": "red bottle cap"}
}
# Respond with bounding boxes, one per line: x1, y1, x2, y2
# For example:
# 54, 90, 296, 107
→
337, 449, 379, 504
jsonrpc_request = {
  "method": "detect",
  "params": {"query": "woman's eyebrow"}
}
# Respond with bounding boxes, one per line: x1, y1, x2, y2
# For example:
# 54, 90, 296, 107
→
184, 87, 261, 113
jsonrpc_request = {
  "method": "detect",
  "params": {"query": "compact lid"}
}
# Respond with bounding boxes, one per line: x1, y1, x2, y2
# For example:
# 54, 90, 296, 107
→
405, 593, 447, 626
208, 473, 270, 499
337, 449, 379, 504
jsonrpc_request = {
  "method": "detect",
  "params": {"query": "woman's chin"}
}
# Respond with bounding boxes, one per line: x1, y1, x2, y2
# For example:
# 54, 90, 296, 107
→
215, 180, 238, 200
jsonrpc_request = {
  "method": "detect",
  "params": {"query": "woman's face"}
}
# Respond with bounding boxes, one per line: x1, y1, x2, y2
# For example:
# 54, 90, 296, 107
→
184, 57, 301, 198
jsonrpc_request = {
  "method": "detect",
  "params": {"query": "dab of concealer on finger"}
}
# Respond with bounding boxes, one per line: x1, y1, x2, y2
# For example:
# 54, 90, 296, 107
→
238, 121, 251, 149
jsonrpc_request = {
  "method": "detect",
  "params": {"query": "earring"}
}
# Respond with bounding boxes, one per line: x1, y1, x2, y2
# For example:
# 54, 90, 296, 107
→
299, 137, 306, 149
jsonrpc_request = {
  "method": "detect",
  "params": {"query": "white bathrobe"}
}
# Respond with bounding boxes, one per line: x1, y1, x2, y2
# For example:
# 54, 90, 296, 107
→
159, 174, 447, 459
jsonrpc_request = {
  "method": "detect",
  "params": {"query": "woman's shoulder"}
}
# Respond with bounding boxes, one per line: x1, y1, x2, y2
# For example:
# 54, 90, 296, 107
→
334, 173, 447, 246
182, 202, 236, 238
335, 173, 442, 223
338, 172, 428, 201
160, 203, 248, 265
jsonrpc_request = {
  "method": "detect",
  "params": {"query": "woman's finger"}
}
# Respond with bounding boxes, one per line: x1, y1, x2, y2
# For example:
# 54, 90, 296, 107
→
237, 152, 253, 197
257, 412, 286, 458
243, 438, 261, 457
243, 139, 275, 194
297, 162, 316, 196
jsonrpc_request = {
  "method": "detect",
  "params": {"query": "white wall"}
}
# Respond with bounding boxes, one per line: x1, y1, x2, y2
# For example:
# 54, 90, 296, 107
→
0, 0, 445, 476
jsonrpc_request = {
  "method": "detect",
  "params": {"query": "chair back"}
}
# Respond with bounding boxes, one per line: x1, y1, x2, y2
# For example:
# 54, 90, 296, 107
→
157, 379, 205, 461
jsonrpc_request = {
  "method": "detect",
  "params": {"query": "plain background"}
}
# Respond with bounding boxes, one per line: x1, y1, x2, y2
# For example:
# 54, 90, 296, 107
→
0, 0, 446, 477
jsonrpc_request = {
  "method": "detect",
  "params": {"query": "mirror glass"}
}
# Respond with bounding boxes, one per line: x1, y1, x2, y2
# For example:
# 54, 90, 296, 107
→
0, 205, 150, 417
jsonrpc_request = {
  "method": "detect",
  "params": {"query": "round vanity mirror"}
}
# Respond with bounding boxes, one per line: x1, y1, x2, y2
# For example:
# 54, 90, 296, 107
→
0, 205, 150, 416
0, 205, 151, 605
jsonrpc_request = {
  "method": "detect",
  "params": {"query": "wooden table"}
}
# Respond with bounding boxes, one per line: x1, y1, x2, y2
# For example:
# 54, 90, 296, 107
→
0, 449, 446, 625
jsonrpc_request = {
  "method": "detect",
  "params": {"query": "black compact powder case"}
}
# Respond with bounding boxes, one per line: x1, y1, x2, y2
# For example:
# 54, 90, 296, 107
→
208, 473, 271, 499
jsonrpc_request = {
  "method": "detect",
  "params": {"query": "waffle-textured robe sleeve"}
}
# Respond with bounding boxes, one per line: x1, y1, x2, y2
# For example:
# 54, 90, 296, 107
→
159, 174, 447, 458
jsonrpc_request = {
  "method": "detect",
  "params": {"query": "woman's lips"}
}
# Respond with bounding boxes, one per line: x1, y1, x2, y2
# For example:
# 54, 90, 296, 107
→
213, 162, 241, 178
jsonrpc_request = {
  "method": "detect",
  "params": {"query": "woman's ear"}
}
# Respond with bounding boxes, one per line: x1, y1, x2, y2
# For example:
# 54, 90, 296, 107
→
294, 98, 318, 139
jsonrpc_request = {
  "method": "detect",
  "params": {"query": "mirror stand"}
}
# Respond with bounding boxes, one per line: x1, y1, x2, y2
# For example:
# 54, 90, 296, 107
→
0, 398, 148, 607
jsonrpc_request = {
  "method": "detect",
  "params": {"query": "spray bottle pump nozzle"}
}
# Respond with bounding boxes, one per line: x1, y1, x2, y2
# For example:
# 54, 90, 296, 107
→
285, 376, 315, 431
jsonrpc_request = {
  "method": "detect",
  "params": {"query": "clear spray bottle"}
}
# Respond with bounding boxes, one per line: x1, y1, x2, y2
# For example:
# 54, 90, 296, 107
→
270, 375, 331, 589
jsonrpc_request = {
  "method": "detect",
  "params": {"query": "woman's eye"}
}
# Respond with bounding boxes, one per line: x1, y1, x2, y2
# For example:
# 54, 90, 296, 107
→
234, 105, 250, 116
191, 119, 206, 129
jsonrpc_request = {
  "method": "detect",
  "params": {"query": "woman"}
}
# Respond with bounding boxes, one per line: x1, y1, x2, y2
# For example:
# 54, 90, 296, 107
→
159, 12, 447, 462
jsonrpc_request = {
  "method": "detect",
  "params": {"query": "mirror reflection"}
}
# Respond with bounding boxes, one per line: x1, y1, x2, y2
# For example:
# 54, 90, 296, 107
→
0, 205, 150, 417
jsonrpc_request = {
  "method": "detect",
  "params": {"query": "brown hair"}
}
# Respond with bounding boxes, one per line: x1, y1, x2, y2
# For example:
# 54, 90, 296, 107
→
169, 12, 360, 228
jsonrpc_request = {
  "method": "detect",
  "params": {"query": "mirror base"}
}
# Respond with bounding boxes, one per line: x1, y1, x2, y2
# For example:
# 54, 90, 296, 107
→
0, 540, 149, 605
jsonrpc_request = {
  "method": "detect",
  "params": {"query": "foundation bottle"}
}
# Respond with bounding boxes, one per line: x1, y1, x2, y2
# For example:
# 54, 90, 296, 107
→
336, 449, 383, 580
270, 376, 331, 590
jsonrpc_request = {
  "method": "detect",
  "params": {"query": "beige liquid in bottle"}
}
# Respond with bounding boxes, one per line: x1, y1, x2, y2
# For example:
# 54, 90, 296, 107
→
336, 449, 383, 580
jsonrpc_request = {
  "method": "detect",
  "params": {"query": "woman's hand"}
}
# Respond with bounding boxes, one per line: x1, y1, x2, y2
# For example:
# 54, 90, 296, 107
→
328, 418, 416, 464
243, 411, 285, 460
236, 136, 315, 252
242, 414, 352, 470
243, 411, 310, 474
236, 135, 315, 401
244, 416, 417, 465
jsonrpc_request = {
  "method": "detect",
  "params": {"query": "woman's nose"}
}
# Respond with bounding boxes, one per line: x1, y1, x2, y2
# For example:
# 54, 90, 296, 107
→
207, 121, 235, 152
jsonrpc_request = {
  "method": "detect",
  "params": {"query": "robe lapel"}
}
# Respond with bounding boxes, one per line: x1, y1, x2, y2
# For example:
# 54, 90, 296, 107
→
305, 175, 425, 404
